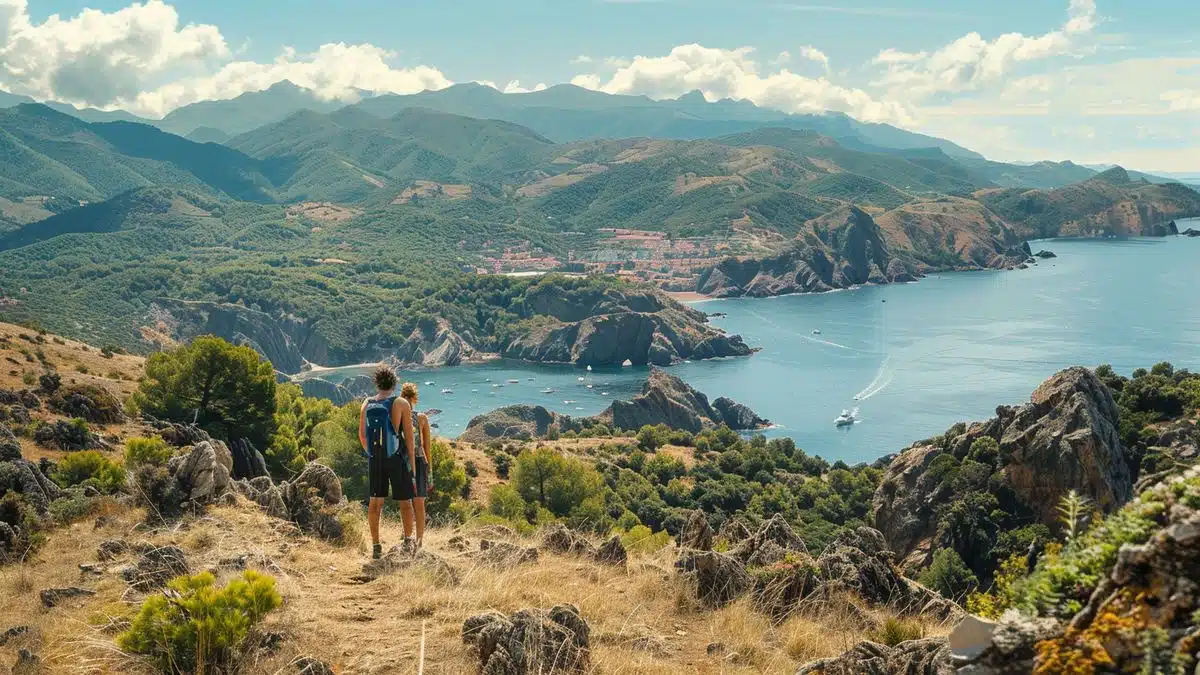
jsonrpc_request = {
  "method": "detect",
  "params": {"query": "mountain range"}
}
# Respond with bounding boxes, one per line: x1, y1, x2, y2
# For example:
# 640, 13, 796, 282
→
0, 83, 1198, 359
1, 80, 1182, 189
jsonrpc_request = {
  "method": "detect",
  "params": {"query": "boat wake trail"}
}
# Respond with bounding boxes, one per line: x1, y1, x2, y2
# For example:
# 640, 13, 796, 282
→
854, 357, 893, 401
747, 309, 854, 350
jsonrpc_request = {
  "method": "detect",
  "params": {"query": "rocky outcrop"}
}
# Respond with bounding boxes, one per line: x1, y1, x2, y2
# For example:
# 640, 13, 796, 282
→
462, 604, 591, 674
503, 286, 753, 366
1033, 249, 1057, 259
122, 545, 190, 591
392, 324, 487, 368
459, 370, 768, 441
47, 384, 124, 424
151, 299, 330, 374
677, 510, 713, 551
1182, 227, 1200, 237
169, 440, 233, 504
298, 378, 355, 405
0, 423, 62, 517
873, 367, 1133, 570
459, 405, 573, 444
360, 543, 459, 585
674, 549, 752, 609
607, 369, 768, 433
796, 638, 953, 675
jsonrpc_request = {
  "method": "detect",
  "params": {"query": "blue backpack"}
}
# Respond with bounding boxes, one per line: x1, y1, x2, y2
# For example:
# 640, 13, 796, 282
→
363, 396, 399, 459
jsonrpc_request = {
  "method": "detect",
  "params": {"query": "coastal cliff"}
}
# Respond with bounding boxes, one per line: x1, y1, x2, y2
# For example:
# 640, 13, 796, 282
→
697, 203, 1031, 298
149, 285, 753, 374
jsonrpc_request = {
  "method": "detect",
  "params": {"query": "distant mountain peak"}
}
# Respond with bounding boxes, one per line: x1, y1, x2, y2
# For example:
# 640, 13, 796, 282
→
676, 90, 708, 105
1091, 166, 1132, 185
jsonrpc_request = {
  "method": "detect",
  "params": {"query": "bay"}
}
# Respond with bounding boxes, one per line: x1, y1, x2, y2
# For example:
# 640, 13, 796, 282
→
304, 225, 1200, 464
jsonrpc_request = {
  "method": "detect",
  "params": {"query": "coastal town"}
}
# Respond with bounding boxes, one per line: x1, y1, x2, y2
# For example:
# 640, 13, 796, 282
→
477, 227, 753, 289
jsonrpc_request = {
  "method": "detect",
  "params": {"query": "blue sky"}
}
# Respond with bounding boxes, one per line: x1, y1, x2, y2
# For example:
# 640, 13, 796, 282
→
6, 0, 1200, 170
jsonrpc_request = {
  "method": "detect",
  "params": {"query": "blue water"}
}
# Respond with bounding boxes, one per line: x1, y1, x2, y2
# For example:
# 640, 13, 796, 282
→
307, 226, 1200, 464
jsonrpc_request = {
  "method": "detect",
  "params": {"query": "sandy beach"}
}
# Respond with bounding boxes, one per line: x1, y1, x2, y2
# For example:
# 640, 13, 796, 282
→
665, 290, 714, 304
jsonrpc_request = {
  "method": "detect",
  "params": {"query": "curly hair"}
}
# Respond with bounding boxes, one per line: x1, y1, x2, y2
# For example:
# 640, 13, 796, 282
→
373, 366, 397, 392
400, 381, 419, 404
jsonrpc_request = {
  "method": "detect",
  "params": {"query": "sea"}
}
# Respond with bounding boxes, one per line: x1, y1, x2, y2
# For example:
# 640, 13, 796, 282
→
299, 223, 1200, 465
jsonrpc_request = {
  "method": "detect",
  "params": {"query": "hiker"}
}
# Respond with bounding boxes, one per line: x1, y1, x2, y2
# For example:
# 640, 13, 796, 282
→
400, 382, 433, 548
359, 366, 417, 560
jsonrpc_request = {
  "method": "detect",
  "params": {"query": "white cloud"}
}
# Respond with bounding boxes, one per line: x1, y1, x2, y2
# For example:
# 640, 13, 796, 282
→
0, 0, 450, 116
570, 43, 912, 124
798, 46, 830, 72
132, 43, 451, 116
871, 0, 1097, 100
571, 55, 593, 65
1163, 89, 1200, 112
0, 0, 227, 106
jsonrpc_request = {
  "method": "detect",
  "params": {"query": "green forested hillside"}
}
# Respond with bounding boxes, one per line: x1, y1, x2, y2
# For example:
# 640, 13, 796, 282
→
0, 104, 273, 202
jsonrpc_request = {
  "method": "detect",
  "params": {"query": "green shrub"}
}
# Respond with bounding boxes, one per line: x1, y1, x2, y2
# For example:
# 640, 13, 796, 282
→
21, 372, 36, 386
919, 548, 979, 602
488, 483, 526, 521
428, 439, 467, 518
492, 452, 513, 479
124, 436, 174, 468
0, 492, 45, 563
619, 524, 671, 553
49, 490, 103, 524
118, 570, 282, 674
464, 460, 478, 478
871, 617, 925, 647
52, 451, 126, 493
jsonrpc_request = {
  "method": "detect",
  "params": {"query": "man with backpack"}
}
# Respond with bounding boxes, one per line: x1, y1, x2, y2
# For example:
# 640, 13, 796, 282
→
358, 366, 417, 559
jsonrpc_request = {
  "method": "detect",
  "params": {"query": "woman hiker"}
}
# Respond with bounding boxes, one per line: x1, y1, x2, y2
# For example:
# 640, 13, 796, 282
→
400, 381, 432, 548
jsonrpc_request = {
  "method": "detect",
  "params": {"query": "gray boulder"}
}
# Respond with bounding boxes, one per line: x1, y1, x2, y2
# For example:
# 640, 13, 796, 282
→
170, 441, 232, 504
462, 604, 590, 674
677, 510, 713, 551
675, 550, 751, 608
796, 638, 953, 675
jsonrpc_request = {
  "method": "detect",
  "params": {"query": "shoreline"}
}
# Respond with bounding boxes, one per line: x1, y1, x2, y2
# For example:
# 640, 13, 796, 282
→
665, 290, 718, 304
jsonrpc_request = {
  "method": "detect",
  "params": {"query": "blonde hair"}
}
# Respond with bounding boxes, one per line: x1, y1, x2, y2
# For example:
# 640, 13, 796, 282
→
400, 381, 419, 404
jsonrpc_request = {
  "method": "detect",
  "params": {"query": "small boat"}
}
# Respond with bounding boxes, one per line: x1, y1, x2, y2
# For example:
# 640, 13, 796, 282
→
425, 381, 435, 386
586, 384, 594, 389
441, 388, 453, 394
528, 377, 536, 382
812, 329, 822, 335
577, 376, 585, 382
621, 359, 633, 367
563, 400, 577, 404
507, 379, 520, 384
485, 378, 492, 382
540, 388, 555, 394
575, 407, 584, 411
601, 392, 609, 396
835, 409, 857, 427
492, 383, 501, 388
471, 389, 478, 393
586, 365, 592, 372
882, 299, 887, 303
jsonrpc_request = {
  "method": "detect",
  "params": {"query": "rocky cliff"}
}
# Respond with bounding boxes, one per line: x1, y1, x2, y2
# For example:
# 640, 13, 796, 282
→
152, 286, 751, 374
696, 203, 1031, 298
149, 299, 330, 375
459, 368, 768, 443
503, 286, 753, 365
872, 367, 1133, 572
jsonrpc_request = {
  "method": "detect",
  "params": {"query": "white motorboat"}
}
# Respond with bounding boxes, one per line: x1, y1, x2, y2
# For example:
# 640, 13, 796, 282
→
835, 408, 857, 427
586, 384, 594, 389
507, 379, 520, 384
425, 381, 435, 386
540, 388, 555, 394
812, 329, 822, 335
577, 377, 585, 382
563, 400, 577, 404
441, 388, 453, 394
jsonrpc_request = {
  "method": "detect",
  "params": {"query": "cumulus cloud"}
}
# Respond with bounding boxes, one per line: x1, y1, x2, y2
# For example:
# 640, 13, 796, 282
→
798, 46, 830, 72
569, 43, 912, 124
477, 79, 548, 94
0, 0, 226, 106
871, 0, 1097, 100
0, 0, 451, 116
1163, 90, 1200, 112
132, 43, 451, 116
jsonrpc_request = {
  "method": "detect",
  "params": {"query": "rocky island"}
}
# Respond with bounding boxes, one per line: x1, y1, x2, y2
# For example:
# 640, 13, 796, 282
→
459, 368, 768, 443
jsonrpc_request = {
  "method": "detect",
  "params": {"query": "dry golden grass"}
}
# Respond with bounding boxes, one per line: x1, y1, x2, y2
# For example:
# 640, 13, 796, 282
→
0, 492, 903, 675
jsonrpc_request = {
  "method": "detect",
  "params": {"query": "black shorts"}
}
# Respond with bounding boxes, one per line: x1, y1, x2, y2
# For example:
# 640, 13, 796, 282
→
369, 453, 429, 500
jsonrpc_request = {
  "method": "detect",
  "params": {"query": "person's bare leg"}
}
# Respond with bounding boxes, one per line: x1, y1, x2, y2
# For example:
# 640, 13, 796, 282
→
413, 497, 426, 547
368, 497, 384, 557
398, 500, 415, 540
